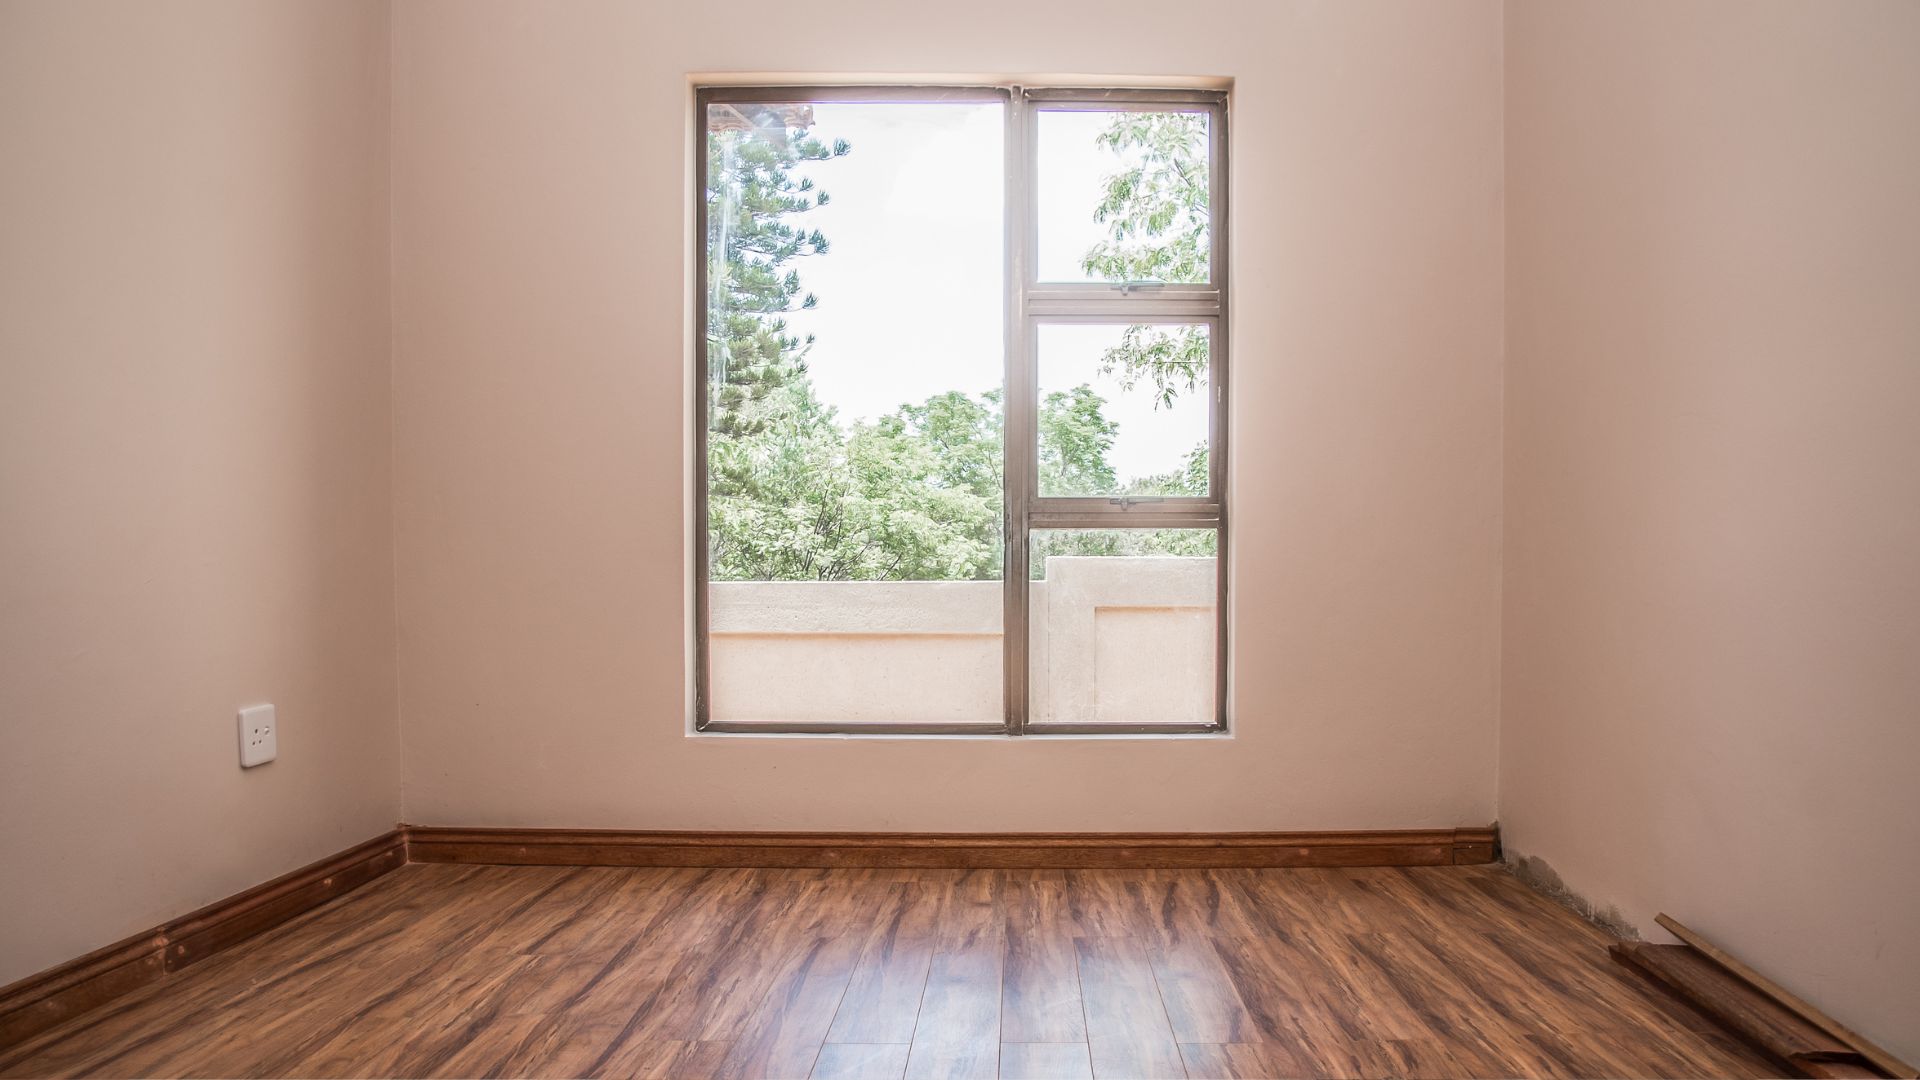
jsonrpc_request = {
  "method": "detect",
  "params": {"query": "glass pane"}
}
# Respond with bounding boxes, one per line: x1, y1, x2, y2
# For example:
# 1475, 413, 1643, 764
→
1028, 529, 1218, 727
1036, 322, 1210, 498
1036, 108, 1212, 284
704, 99, 1005, 726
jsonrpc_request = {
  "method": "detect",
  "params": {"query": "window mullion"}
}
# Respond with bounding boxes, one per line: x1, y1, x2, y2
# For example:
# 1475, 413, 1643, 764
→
1004, 87, 1034, 736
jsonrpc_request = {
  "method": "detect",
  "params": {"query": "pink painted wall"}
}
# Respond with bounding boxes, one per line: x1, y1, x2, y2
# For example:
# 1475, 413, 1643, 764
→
389, 0, 1507, 831
1502, 1, 1920, 1062
0, 1, 398, 987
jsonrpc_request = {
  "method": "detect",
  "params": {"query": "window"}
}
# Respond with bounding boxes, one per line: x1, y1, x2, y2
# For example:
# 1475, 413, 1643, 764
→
696, 86, 1227, 734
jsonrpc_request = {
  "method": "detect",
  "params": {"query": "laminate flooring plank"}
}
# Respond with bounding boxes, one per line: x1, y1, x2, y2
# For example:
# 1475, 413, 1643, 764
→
1176, 1040, 1316, 1080
1076, 935, 1185, 1080
1148, 937, 1253, 1044
1000, 1042, 1093, 1080
999, 917, 1084, 1044
593, 1038, 734, 1080
716, 935, 862, 1080
826, 884, 937, 1045
810, 1043, 910, 1080
520, 867, 690, 956
903, 937, 1000, 1080
1064, 871, 1159, 940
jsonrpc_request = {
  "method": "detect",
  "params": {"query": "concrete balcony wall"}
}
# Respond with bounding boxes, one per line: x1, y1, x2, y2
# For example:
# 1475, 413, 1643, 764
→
709, 581, 1004, 726
1036, 557, 1217, 727
710, 557, 1217, 727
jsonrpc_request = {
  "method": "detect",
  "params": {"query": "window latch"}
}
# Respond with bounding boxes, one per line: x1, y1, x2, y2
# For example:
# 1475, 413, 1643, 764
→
1111, 280, 1165, 294
1108, 496, 1166, 509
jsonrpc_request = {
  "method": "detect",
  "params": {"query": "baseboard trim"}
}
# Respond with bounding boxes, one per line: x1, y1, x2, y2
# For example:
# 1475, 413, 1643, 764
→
0, 829, 406, 1053
405, 825, 1501, 870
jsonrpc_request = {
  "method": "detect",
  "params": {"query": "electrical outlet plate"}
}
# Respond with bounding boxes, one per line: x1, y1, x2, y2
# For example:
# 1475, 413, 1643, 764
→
238, 704, 277, 767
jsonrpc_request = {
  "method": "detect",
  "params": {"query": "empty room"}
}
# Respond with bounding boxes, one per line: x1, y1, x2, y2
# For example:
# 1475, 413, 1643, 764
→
1, 1, 1916, 1077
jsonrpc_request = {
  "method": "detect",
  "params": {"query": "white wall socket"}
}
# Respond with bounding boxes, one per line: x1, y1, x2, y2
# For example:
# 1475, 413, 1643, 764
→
238, 704, 277, 767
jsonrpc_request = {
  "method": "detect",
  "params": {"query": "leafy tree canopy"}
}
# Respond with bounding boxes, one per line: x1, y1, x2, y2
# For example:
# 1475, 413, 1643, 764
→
1082, 111, 1212, 413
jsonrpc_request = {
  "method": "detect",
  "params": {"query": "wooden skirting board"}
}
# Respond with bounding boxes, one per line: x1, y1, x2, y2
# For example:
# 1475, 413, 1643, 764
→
0, 830, 406, 1053
0, 824, 1495, 1052
405, 825, 1501, 870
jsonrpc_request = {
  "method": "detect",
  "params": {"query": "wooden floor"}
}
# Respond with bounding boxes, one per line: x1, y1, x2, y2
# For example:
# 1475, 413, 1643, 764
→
0, 863, 1777, 1079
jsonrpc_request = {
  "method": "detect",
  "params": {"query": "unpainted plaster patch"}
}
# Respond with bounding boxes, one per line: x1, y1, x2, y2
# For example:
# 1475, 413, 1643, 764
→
1504, 849, 1641, 940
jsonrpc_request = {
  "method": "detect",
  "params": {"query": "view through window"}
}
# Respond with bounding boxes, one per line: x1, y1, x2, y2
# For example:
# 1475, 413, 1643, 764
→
698, 87, 1227, 733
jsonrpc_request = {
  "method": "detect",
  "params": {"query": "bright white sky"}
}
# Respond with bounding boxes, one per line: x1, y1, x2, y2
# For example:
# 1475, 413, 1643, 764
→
779, 103, 1208, 483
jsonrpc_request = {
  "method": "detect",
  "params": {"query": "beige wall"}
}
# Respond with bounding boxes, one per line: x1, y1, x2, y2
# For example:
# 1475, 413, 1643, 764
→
1502, 1, 1920, 1062
390, 0, 1506, 830
0, 1, 398, 986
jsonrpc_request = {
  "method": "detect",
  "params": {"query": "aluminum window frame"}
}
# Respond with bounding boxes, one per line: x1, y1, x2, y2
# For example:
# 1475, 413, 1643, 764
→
694, 84, 1229, 736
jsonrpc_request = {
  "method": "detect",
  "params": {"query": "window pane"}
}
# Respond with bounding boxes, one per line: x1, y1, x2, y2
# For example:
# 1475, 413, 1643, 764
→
1036, 322, 1210, 498
1028, 529, 1218, 727
1036, 108, 1212, 284
704, 99, 1005, 726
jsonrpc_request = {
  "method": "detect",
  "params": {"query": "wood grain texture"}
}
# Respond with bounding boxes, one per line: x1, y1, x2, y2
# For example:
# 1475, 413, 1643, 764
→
405, 825, 1501, 869
0, 861, 1786, 1079
0, 830, 405, 1053
1613, 942, 1891, 1079
1652, 915, 1915, 1079
826, 884, 937, 1045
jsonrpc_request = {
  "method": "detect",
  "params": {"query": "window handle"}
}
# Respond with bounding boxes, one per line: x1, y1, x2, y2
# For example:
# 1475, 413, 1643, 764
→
1109, 496, 1166, 509
1111, 281, 1165, 294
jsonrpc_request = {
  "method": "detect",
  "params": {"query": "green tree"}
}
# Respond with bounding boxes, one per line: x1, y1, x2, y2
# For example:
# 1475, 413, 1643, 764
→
706, 105, 848, 446
1038, 386, 1119, 496
707, 392, 850, 580
705, 106, 857, 580
1128, 442, 1210, 498
894, 390, 1003, 506
1082, 112, 1210, 284
876, 390, 1005, 578
1082, 111, 1212, 411
842, 396, 1000, 580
